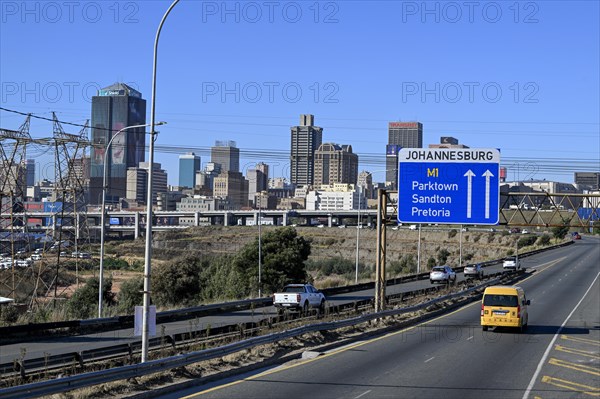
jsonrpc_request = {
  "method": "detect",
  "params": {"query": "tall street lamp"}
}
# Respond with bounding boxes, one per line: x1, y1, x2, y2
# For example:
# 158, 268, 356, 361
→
142, 0, 180, 364
98, 122, 165, 318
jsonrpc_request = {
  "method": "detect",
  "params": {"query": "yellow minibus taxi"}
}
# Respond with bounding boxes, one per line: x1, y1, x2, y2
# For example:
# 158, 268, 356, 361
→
481, 286, 529, 332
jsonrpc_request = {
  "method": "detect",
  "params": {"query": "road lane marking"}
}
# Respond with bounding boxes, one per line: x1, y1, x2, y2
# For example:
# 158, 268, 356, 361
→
561, 335, 600, 346
555, 345, 600, 360
522, 271, 600, 399
549, 358, 600, 376
541, 376, 600, 396
425, 357, 435, 363
466, 336, 474, 341
354, 389, 372, 398
187, 255, 581, 398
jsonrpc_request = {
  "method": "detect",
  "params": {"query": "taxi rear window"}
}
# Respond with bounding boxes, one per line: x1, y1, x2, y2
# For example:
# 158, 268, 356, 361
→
484, 294, 518, 307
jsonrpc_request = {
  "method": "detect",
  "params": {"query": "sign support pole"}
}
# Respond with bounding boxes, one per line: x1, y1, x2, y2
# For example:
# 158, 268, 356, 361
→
375, 189, 387, 312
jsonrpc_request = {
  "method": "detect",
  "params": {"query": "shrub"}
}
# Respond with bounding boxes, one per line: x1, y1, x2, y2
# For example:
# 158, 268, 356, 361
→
437, 249, 450, 265
448, 229, 458, 238
66, 277, 116, 319
427, 257, 437, 269
537, 234, 551, 246
552, 224, 570, 241
0, 305, 20, 325
518, 236, 537, 249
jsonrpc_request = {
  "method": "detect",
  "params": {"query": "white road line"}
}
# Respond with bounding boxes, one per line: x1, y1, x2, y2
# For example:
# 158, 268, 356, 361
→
522, 272, 600, 399
354, 389, 372, 399
467, 336, 474, 341
425, 357, 435, 363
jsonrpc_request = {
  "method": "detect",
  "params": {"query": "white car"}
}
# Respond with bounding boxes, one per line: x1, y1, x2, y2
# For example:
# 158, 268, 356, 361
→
409, 225, 417, 230
464, 264, 484, 279
503, 256, 521, 270
430, 265, 457, 284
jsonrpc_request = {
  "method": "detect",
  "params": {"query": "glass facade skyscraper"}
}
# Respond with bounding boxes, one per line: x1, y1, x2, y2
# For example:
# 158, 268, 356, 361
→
89, 83, 146, 204
179, 152, 201, 188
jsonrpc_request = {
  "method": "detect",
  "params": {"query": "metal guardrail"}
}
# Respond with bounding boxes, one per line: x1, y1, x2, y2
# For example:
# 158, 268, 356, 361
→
0, 241, 573, 380
0, 239, 573, 341
0, 271, 523, 399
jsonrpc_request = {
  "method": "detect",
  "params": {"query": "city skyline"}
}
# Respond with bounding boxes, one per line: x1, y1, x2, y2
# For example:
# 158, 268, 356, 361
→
1, 1, 598, 187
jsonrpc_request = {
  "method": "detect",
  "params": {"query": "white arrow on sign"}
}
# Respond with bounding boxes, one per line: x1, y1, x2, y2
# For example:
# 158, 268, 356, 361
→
482, 170, 494, 219
464, 169, 475, 218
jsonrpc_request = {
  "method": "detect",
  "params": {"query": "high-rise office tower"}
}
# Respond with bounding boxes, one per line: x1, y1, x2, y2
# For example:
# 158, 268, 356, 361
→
211, 141, 239, 173
290, 114, 323, 187
247, 162, 269, 205
314, 143, 358, 186
89, 83, 147, 204
386, 121, 423, 189
126, 162, 168, 205
24, 159, 35, 186
179, 152, 201, 188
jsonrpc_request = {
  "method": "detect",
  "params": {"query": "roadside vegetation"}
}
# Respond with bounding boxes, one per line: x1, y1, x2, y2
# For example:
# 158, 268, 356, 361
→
0, 226, 574, 326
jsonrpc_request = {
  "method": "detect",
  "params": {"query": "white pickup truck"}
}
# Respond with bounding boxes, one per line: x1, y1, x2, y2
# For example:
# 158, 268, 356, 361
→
272, 283, 326, 314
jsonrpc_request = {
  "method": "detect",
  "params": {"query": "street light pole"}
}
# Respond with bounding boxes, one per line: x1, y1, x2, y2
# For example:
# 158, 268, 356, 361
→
258, 194, 262, 297
142, 0, 180, 364
355, 188, 361, 284
98, 122, 162, 318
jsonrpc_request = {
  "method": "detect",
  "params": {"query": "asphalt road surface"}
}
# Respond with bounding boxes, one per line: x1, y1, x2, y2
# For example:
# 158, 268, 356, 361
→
159, 236, 599, 399
0, 239, 590, 371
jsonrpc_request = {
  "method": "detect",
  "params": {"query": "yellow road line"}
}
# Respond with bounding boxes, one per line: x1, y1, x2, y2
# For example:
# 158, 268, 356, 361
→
182, 301, 480, 398
555, 345, 600, 360
549, 357, 600, 376
186, 256, 571, 398
541, 375, 600, 396
561, 335, 600, 346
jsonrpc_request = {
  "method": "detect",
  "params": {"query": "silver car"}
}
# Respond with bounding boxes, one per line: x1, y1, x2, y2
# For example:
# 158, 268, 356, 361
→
464, 264, 484, 279
430, 265, 456, 284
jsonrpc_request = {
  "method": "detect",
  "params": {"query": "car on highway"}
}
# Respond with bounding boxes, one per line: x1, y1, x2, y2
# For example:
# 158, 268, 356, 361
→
273, 283, 326, 314
502, 256, 521, 271
521, 229, 530, 234
481, 285, 529, 332
409, 224, 417, 230
464, 264, 484, 279
429, 265, 456, 284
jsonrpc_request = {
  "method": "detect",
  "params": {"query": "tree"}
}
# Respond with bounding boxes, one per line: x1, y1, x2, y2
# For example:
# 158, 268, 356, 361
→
234, 227, 311, 296
67, 277, 115, 319
152, 255, 205, 307
118, 276, 144, 314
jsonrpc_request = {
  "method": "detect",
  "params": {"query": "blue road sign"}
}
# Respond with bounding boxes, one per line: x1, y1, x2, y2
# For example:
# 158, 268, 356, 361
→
398, 148, 500, 225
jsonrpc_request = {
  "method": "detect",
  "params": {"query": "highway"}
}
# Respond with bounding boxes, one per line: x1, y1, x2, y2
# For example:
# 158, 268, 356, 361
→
0, 239, 591, 374
158, 237, 599, 399
0, 254, 511, 364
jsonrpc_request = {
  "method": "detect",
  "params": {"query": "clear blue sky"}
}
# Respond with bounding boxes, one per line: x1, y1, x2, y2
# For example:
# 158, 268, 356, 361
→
1, 0, 599, 185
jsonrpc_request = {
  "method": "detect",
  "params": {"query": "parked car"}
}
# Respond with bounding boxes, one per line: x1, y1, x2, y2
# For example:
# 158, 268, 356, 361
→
464, 264, 484, 279
31, 254, 42, 261
429, 265, 456, 284
503, 256, 521, 271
